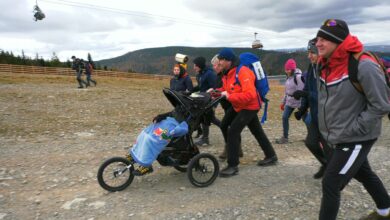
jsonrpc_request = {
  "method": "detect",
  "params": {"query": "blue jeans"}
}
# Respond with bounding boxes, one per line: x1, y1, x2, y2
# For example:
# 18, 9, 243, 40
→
303, 112, 311, 128
282, 106, 294, 138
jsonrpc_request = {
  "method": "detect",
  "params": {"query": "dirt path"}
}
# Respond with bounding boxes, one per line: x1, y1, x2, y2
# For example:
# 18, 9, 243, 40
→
1, 73, 389, 220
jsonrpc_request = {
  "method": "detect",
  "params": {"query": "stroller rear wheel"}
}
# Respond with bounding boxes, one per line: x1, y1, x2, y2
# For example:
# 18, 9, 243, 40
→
187, 153, 219, 187
97, 157, 134, 192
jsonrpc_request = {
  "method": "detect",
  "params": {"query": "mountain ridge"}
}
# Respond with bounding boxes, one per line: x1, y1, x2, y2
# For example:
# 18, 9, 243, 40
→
97, 45, 390, 76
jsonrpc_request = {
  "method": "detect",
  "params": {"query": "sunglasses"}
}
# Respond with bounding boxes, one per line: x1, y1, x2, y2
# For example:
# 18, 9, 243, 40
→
323, 19, 338, 27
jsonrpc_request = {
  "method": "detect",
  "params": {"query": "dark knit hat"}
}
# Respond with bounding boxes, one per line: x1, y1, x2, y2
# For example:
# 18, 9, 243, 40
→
193, 56, 206, 69
316, 19, 349, 44
217, 48, 236, 61
307, 38, 318, 54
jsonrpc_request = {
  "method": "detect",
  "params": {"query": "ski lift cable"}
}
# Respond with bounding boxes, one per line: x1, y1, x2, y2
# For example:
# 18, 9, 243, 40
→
40, 0, 260, 34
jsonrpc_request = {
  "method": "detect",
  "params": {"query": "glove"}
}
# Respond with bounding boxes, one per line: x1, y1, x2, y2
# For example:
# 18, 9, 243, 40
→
153, 113, 168, 123
280, 103, 285, 111
292, 90, 308, 100
210, 90, 221, 99
221, 91, 229, 99
294, 109, 306, 120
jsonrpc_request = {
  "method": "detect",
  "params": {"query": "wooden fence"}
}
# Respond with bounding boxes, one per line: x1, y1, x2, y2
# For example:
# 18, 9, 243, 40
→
0, 63, 284, 84
0, 63, 170, 80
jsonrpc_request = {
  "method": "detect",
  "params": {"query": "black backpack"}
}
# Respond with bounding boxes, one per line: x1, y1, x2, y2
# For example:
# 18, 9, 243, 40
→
348, 51, 390, 119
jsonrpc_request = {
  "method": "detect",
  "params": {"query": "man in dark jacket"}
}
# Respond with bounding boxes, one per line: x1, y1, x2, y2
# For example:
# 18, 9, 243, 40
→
71, 56, 87, 89
192, 56, 220, 146
315, 19, 390, 220
293, 39, 330, 179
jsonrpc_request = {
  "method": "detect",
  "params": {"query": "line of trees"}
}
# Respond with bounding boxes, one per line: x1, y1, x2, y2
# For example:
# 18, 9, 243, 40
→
0, 50, 103, 70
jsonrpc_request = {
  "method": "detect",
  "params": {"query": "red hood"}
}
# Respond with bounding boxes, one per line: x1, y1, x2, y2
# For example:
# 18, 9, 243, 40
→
319, 34, 363, 85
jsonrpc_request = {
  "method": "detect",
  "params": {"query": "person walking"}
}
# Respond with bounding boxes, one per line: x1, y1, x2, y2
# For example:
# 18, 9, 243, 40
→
170, 63, 193, 92
315, 19, 390, 220
84, 60, 97, 87
71, 56, 87, 89
192, 56, 220, 146
275, 59, 305, 144
292, 39, 330, 179
210, 54, 243, 159
215, 48, 277, 177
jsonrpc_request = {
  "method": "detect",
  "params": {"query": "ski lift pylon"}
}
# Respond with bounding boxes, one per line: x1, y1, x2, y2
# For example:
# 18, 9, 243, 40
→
252, 32, 263, 49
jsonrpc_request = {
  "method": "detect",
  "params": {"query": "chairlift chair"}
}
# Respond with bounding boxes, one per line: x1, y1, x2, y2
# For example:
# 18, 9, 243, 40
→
252, 32, 263, 49
33, 1, 45, 21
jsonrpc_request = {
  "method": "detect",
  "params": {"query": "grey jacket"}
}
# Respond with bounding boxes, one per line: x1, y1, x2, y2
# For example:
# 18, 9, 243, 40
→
318, 59, 390, 145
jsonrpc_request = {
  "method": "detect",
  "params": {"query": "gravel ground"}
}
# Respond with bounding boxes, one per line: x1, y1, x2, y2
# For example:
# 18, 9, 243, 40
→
0, 73, 389, 220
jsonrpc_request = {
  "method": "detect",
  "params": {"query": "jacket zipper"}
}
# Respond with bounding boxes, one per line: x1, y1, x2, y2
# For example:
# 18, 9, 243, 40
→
323, 67, 331, 144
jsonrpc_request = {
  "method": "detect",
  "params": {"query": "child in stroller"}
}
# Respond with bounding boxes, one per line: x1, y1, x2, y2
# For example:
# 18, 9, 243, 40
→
126, 105, 189, 176
126, 88, 219, 176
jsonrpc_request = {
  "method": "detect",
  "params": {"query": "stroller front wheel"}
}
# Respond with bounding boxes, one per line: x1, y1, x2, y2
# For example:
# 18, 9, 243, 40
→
187, 153, 219, 187
97, 157, 134, 192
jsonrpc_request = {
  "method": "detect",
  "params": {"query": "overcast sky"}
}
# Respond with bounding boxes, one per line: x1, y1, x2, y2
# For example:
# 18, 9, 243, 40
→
1, 0, 390, 61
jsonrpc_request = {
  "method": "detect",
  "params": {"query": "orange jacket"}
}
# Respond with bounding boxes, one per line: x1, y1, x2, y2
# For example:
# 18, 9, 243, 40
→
219, 66, 260, 112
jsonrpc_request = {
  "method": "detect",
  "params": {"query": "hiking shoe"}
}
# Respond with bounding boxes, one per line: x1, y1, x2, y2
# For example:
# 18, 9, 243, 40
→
77, 86, 84, 89
195, 138, 209, 146
125, 153, 135, 163
359, 210, 390, 220
219, 166, 238, 177
257, 156, 278, 166
133, 165, 153, 176
313, 165, 326, 179
275, 137, 288, 144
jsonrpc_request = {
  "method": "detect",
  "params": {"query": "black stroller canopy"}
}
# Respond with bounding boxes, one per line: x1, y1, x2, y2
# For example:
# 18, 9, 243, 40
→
162, 88, 213, 116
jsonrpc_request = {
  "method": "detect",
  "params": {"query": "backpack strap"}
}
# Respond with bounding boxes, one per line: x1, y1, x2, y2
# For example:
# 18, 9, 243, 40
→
348, 51, 388, 93
293, 74, 304, 85
348, 51, 364, 93
235, 65, 243, 86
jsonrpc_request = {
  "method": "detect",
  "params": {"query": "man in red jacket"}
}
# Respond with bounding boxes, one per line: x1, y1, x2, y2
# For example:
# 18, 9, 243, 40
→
216, 48, 277, 177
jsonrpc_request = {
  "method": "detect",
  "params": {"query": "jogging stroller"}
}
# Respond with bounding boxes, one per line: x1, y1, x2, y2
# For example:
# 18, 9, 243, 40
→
97, 88, 222, 191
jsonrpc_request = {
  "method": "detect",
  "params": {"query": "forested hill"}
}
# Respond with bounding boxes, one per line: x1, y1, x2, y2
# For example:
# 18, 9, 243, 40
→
96, 46, 390, 76
97, 46, 311, 76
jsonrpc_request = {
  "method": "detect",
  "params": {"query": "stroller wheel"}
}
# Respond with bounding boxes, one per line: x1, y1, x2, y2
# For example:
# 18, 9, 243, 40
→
97, 157, 134, 192
187, 153, 219, 187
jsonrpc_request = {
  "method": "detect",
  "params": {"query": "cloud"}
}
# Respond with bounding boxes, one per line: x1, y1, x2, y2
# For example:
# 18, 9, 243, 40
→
1, 0, 389, 61
184, 0, 389, 31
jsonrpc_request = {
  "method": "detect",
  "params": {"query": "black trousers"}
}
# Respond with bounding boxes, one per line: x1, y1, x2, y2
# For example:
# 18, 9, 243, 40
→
319, 139, 390, 220
76, 70, 87, 87
305, 121, 330, 166
221, 108, 276, 167
200, 108, 221, 140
